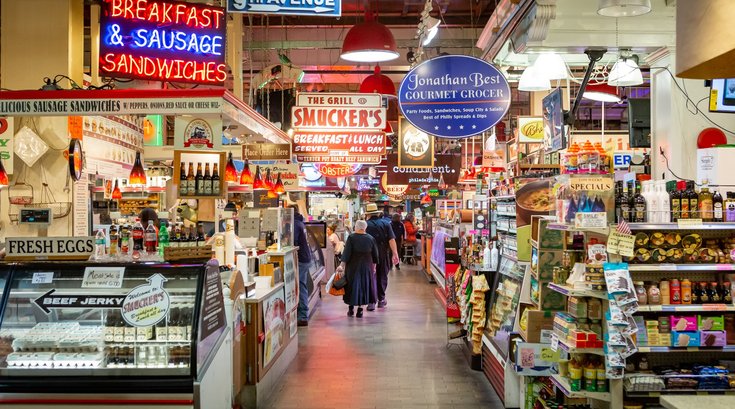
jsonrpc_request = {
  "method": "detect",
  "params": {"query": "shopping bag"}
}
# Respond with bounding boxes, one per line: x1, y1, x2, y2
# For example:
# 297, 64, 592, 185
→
326, 273, 345, 296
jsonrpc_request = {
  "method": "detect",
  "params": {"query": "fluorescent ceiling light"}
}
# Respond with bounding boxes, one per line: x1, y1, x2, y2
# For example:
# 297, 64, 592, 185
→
597, 0, 651, 17
608, 57, 643, 86
533, 53, 568, 80
582, 83, 621, 102
518, 65, 551, 92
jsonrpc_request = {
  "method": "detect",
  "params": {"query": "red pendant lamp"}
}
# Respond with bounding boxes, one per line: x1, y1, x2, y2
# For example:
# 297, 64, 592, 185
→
274, 172, 286, 194
252, 166, 265, 189
0, 159, 8, 189
240, 159, 254, 185
341, 12, 399, 63
225, 152, 238, 183
360, 66, 396, 95
582, 83, 621, 103
128, 151, 146, 187
111, 179, 122, 200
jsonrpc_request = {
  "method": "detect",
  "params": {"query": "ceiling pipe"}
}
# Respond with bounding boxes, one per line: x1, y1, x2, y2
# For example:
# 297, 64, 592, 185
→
566, 48, 607, 126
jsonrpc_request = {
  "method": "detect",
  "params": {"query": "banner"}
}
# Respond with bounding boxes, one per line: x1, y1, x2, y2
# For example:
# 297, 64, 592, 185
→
313, 163, 362, 178
386, 154, 461, 186
398, 117, 433, 168
482, 143, 507, 171
242, 143, 291, 160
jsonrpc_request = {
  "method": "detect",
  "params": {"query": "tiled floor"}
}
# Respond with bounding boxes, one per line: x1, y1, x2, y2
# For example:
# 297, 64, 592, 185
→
262, 264, 503, 409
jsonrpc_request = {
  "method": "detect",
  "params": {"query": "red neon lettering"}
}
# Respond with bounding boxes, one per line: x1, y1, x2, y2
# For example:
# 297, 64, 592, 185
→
111, 0, 124, 17
201, 9, 212, 29
175, 4, 186, 25
101, 53, 117, 72
135, 0, 148, 19
100, 53, 224, 84
156, 58, 174, 79
144, 56, 157, 76
123, 0, 135, 18
161, 3, 173, 24
186, 6, 198, 28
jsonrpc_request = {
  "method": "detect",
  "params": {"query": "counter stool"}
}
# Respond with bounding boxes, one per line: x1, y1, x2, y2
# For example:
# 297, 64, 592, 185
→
402, 242, 416, 265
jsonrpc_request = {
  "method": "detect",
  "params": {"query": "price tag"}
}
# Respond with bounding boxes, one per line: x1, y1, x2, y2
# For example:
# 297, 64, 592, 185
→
574, 212, 608, 229
677, 218, 703, 228
31, 272, 54, 284
710, 89, 719, 111
550, 334, 560, 352
607, 231, 635, 257
540, 348, 562, 362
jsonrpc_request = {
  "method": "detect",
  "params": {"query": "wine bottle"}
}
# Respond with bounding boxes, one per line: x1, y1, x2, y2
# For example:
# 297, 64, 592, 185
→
179, 162, 188, 197
186, 162, 196, 196
203, 163, 212, 195
714, 189, 724, 222
633, 181, 646, 222
211, 163, 220, 195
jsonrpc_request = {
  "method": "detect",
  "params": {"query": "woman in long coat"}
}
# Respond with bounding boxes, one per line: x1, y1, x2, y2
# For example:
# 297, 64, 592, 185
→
336, 219, 379, 318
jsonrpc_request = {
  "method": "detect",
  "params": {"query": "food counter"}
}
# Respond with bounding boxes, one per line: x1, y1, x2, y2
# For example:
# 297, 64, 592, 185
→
0, 261, 231, 409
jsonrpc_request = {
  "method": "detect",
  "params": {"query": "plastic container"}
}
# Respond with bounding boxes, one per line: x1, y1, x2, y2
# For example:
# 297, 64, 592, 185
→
681, 279, 692, 304
671, 278, 681, 304
635, 281, 648, 305
660, 280, 670, 305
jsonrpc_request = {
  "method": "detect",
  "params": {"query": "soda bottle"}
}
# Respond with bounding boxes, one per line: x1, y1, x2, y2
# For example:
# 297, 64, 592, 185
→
109, 223, 119, 257
132, 219, 145, 251
94, 228, 107, 260
144, 220, 157, 253
120, 224, 130, 255
158, 222, 169, 257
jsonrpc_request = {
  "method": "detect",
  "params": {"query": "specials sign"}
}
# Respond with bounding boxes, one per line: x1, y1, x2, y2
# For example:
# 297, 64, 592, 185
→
386, 154, 461, 186
5, 237, 95, 261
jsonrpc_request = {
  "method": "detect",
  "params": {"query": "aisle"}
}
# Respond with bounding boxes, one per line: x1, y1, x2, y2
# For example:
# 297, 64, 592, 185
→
262, 264, 503, 409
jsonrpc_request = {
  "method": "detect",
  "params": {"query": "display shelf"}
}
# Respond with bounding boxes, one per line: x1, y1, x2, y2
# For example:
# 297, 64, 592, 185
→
497, 226, 518, 234
496, 212, 517, 217
637, 346, 735, 353
637, 304, 735, 312
546, 223, 609, 235
558, 339, 606, 356
625, 390, 735, 397
491, 195, 516, 201
547, 283, 609, 300
628, 264, 735, 272
628, 222, 735, 230
501, 253, 518, 263
550, 374, 612, 401
468, 264, 496, 273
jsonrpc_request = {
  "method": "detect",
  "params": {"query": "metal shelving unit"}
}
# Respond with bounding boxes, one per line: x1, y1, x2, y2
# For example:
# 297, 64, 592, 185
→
547, 282, 609, 300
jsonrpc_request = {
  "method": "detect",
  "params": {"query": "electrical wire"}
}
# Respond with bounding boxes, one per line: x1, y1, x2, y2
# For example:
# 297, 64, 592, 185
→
659, 148, 697, 185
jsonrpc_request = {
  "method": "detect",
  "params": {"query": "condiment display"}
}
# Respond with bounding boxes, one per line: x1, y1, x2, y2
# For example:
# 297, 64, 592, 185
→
628, 277, 733, 305
629, 231, 735, 264
562, 140, 610, 175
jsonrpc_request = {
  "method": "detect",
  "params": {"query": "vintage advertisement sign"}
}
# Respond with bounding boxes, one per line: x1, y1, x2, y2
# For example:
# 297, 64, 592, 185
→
5, 237, 95, 260
0, 117, 13, 173
518, 116, 544, 143
398, 55, 511, 139
257, 163, 299, 190
381, 173, 408, 198
313, 163, 362, 178
386, 154, 461, 186
174, 116, 222, 150
292, 131, 386, 157
242, 143, 291, 160
398, 117, 434, 168
99, 0, 227, 85
121, 273, 171, 327
228, 0, 341, 17
296, 92, 379, 107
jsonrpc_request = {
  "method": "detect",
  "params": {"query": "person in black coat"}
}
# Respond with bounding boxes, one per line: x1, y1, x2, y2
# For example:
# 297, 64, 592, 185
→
336, 220, 379, 318
390, 213, 405, 270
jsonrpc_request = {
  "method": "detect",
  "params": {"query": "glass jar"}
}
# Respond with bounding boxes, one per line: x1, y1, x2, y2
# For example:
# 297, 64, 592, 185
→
635, 281, 648, 305
648, 283, 661, 305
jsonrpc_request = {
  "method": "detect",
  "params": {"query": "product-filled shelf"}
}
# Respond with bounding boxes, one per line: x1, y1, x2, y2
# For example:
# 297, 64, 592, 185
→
636, 346, 735, 353
547, 283, 609, 300
550, 374, 612, 402
636, 304, 735, 312
558, 339, 606, 356
496, 212, 517, 217
625, 373, 735, 396
497, 226, 517, 234
545, 223, 609, 235
490, 195, 516, 201
628, 264, 735, 272
625, 390, 735, 397
628, 222, 735, 230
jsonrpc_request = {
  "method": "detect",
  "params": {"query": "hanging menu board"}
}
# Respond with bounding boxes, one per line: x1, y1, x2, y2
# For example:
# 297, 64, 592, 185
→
199, 264, 226, 341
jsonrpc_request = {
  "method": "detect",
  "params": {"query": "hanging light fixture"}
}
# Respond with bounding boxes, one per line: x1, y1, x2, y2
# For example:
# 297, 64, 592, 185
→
437, 173, 447, 190
0, 159, 8, 189
518, 65, 551, 91
274, 172, 286, 194
252, 166, 265, 189
240, 159, 253, 185
597, 0, 651, 17
608, 56, 644, 86
583, 83, 621, 102
340, 12, 399, 63
420, 16, 441, 46
224, 152, 238, 183
128, 151, 147, 187
359, 66, 396, 96
111, 179, 122, 200
264, 168, 275, 190
533, 53, 568, 80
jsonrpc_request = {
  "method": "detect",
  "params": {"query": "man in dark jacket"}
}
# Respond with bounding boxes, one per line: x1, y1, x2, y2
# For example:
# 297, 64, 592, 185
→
292, 205, 312, 327
365, 203, 399, 310
390, 213, 405, 270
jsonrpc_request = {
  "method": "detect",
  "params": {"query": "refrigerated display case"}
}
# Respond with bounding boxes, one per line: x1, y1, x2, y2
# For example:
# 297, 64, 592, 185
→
0, 261, 230, 408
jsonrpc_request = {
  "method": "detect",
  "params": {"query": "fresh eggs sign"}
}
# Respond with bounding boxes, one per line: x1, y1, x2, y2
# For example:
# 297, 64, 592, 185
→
398, 55, 511, 139
99, 0, 227, 85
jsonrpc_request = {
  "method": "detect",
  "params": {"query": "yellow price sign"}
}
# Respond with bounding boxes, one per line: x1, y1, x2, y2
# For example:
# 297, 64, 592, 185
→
608, 230, 635, 258
540, 348, 562, 362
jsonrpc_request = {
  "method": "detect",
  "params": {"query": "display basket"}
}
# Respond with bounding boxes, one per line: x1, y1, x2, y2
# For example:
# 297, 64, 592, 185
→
163, 246, 214, 262
8, 182, 33, 205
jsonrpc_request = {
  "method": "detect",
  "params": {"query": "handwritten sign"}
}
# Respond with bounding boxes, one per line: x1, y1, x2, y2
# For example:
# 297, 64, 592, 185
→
574, 212, 608, 229
607, 231, 636, 258
31, 272, 54, 284
82, 266, 125, 289
540, 347, 562, 362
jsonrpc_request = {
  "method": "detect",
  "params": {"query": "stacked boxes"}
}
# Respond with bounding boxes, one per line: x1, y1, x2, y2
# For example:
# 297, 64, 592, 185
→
553, 312, 604, 349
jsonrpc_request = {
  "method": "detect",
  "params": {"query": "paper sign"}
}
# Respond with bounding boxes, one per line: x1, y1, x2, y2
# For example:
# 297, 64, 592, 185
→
678, 218, 703, 228
574, 212, 608, 229
550, 334, 559, 352
82, 266, 125, 289
32, 272, 54, 284
607, 231, 636, 258
540, 348, 562, 362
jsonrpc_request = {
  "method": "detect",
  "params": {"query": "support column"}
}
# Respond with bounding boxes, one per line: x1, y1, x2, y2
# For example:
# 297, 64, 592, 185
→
227, 15, 244, 101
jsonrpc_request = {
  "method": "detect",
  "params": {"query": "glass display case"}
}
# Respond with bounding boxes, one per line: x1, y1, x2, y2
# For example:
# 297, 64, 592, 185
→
0, 261, 226, 394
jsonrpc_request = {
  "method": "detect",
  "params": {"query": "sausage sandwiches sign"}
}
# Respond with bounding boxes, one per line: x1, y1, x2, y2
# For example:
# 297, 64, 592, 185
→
398, 55, 511, 139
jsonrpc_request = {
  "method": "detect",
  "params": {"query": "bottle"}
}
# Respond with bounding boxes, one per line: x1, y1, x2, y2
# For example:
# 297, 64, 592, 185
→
710, 282, 722, 303
584, 359, 597, 392
688, 181, 699, 219
109, 223, 119, 257
670, 181, 682, 222
120, 224, 130, 255
670, 278, 681, 304
635, 281, 648, 305
699, 179, 714, 222
195, 163, 204, 195
94, 228, 107, 260
596, 361, 607, 393
660, 279, 670, 305
658, 181, 670, 224
569, 358, 583, 392
196, 223, 205, 246
648, 283, 661, 305
614, 181, 623, 223
628, 181, 636, 221
679, 181, 690, 219
211, 163, 220, 195
620, 182, 631, 222
144, 220, 157, 254
681, 279, 692, 304
714, 189, 724, 222
186, 162, 196, 196
726, 193, 735, 222
132, 219, 145, 251
698, 281, 710, 304
643, 181, 657, 223
179, 162, 188, 197
158, 222, 169, 257
565, 196, 578, 224
633, 181, 646, 222
490, 241, 499, 270
722, 281, 732, 304
203, 163, 212, 195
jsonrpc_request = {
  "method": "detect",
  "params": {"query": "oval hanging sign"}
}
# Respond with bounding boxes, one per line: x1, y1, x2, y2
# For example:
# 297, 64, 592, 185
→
314, 163, 362, 178
398, 55, 511, 139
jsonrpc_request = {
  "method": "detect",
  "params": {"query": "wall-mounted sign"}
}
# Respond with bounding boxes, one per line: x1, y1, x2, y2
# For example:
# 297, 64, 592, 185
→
5, 237, 95, 261
293, 130, 385, 159
313, 163, 362, 178
482, 143, 507, 172
357, 177, 380, 191
398, 117, 434, 168
291, 108, 387, 130
99, 0, 227, 85
258, 163, 299, 190
228, 0, 341, 17
518, 116, 544, 143
242, 143, 291, 160
68, 138, 84, 181
398, 55, 511, 139
174, 116, 222, 150
253, 190, 280, 208
34, 289, 124, 314
0, 117, 13, 173
386, 154, 461, 186
542, 88, 565, 152
199, 263, 226, 341
381, 173, 408, 198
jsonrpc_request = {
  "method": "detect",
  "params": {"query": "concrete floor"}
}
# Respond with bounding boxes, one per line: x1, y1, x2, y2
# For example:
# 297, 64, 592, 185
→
262, 264, 503, 409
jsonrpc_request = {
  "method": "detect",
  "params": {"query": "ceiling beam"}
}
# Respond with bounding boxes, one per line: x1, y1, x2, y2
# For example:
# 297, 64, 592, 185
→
246, 38, 478, 50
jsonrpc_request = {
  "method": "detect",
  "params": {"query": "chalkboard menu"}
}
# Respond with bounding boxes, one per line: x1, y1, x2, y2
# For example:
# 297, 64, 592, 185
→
198, 264, 226, 342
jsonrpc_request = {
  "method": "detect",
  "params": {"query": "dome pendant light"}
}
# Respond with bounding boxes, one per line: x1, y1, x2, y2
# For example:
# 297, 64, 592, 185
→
128, 151, 147, 187
518, 65, 551, 91
597, 0, 651, 17
359, 65, 396, 96
224, 152, 238, 183
240, 159, 253, 185
608, 57, 644, 87
582, 83, 621, 102
341, 12, 399, 63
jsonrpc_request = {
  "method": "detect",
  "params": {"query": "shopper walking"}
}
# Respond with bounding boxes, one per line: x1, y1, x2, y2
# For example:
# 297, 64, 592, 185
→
292, 205, 313, 327
336, 220, 378, 318
327, 223, 344, 268
365, 203, 400, 310
390, 214, 405, 270
403, 214, 419, 255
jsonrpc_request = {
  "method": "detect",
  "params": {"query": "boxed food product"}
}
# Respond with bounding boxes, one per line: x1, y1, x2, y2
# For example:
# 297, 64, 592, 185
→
671, 331, 701, 347
698, 315, 725, 331
567, 297, 588, 319
700, 330, 727, 347
670, 316, 698, 332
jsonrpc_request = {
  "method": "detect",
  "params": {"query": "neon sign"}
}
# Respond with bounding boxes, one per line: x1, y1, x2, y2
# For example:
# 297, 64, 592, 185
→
100, 0, 226, 85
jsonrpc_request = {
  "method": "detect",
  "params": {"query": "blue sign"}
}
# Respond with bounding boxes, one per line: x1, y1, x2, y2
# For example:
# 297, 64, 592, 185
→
228, 0, 341, 16
398, 55, 511, 139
